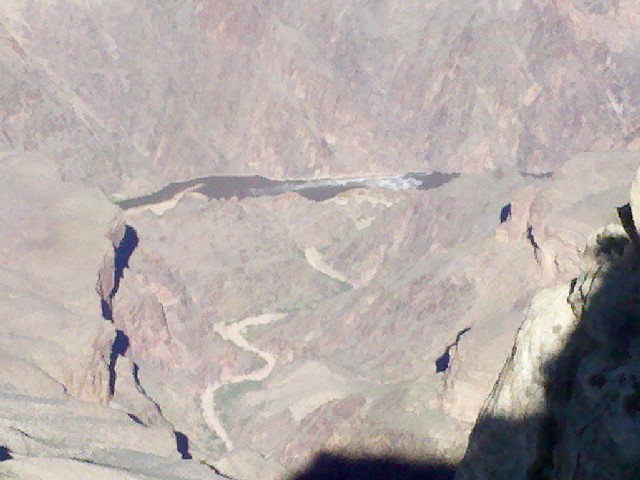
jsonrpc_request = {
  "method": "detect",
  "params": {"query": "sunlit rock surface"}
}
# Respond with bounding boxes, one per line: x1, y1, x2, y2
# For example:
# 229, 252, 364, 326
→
1, 149, 637, 479
105, 152, 636, 479
457, 175, 640, 479
0, 151, 116, 403
1, 1, 639, 196
0, 153, 225, 479
1, 1, 639, 478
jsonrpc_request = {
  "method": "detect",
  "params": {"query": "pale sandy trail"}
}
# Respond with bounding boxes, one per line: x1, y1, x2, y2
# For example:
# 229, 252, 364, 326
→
304, 247, 351, 285
201, 313, 287, 451
126, 182, 205, 215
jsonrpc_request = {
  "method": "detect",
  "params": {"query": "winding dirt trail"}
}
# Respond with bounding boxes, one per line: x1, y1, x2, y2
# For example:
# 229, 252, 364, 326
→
201, 312, 287, 451
304, 247, 351, 285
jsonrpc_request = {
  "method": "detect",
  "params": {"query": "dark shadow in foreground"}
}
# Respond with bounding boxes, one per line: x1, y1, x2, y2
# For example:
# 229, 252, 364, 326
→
454, 204, 640, 479
288, 452, 455, 480
290, 204, 640, 480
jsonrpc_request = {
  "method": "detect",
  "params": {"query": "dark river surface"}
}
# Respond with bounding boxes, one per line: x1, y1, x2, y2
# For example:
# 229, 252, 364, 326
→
115, 172, 459, 210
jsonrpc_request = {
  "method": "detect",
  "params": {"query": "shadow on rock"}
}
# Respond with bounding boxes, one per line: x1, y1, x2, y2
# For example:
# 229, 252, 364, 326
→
101, 224, 139, 321
287, 452, 455, 480
456, 206, 640, 479
288, 208, 640, 480
0, 446, 12, 461
113, 225, 139, 295
175, 431, 192, 460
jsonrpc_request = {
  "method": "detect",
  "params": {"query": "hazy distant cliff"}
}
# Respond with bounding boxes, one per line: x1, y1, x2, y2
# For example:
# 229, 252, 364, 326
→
1, 0, 639, 196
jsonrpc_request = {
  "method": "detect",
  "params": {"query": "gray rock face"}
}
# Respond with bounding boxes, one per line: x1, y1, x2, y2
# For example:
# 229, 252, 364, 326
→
93, 152, 634, 479
0, 152, 116, 403
0, 153, 226, 479
457, 179, 640, 479
1, 1, 639, 196
1, 1, 640, 479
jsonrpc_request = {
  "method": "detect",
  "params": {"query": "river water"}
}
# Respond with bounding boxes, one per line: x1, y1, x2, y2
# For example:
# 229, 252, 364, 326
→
116, 172, 459, 209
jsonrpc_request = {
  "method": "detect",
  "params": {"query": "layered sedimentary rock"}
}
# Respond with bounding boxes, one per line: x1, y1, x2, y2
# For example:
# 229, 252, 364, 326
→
3, 152, 636, 480
0, 152, 226, 479
0, 1, 638, 196
0, 151, 116, 403
1, 1, 639, 478
97, 151, 636, 479
457, 171, 640, 479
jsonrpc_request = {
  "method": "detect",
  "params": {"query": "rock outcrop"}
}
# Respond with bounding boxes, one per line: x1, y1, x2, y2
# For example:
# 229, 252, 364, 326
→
88, 151, 635, 480
0, 148, 637, 480
0, 151, 117, 403
457, 171, 640, 479
0, 152, 226, 479
1, 2, 639, 478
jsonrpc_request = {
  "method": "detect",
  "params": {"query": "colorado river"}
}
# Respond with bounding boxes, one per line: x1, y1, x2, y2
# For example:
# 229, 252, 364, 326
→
116, 172, 458, 210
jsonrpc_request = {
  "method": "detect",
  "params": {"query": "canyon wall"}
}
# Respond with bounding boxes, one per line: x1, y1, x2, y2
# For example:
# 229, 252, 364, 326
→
457, 170, 640, 479
0, 1, 639, 478
0, 1, 639, 196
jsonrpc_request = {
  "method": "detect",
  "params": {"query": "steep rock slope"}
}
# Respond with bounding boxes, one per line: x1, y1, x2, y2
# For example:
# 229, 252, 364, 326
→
0, 152, 226, 479
457, 169, 640, 478
107, 152, 637, 479
0, 0, 638, 196
0, 151, 117, 402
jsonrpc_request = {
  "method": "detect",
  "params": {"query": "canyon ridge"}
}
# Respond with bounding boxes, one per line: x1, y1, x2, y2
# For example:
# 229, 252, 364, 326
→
0, 1, 639, 479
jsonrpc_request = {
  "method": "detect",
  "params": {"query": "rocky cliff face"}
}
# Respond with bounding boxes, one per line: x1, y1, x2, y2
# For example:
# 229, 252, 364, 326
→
0, 152, 638, 479
91, 151, 635, 480
457, 173, 640, 479
1, 1, 639, 479
0, 152, 116, 403
1, 148, 638, 480
0, 153, 227, 479
1, 0, 639, 196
